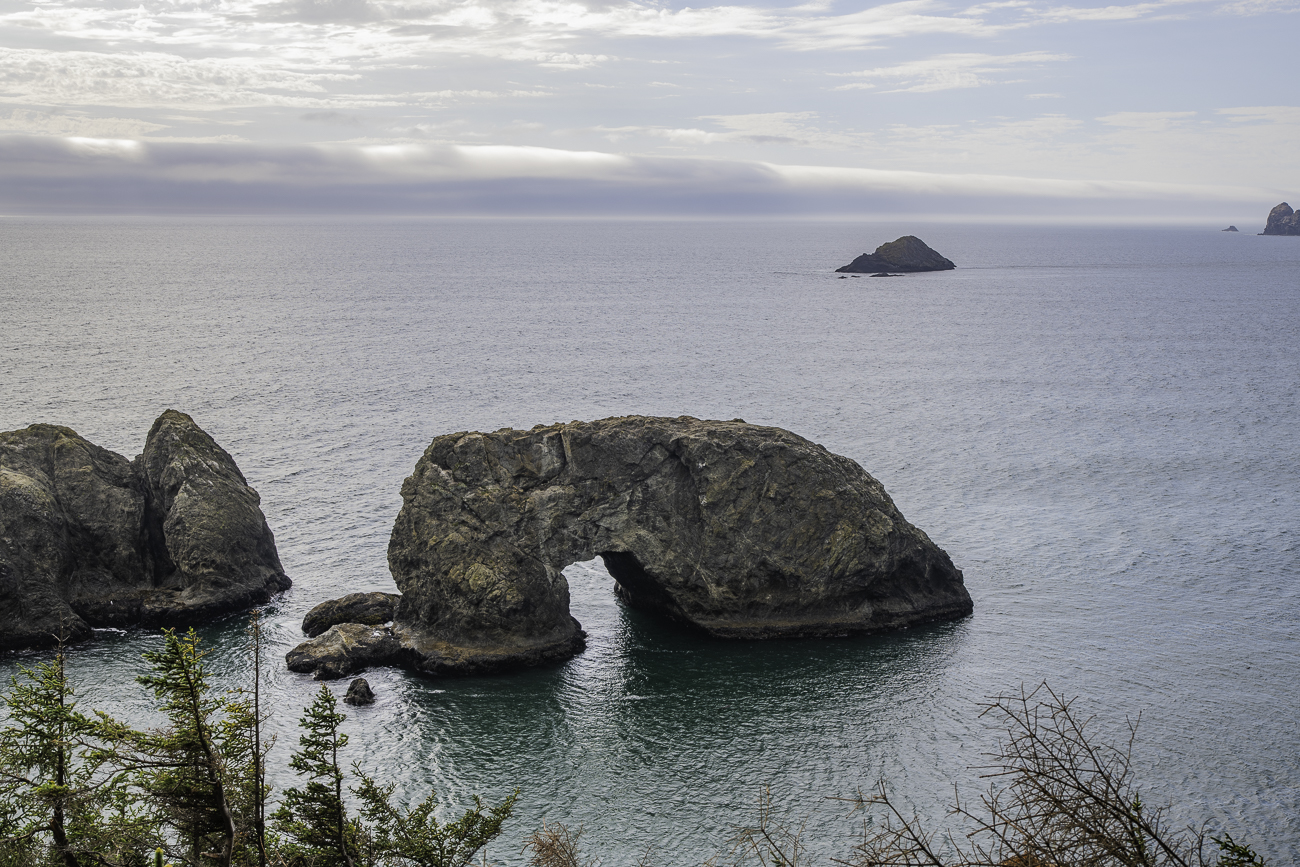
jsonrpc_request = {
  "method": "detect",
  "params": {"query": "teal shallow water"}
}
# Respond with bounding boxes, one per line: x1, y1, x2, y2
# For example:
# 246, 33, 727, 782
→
1, 218, 1297, 863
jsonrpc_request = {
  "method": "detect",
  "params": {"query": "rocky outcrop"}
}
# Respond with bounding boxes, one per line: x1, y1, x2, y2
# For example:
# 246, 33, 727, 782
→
1261, 203, 1300, 235
0, 410, 290, 650
286, 623, 406, 680
836, 236, 955, 273
1222, 226, 1239, 232
288, 416, 970, 679
345, 677, 375, 706
302, 591, 400, 637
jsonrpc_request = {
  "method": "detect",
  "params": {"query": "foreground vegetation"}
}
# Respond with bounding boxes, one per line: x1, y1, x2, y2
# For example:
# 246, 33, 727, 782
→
0, 620, 515, 867
0, 624, 1267, 867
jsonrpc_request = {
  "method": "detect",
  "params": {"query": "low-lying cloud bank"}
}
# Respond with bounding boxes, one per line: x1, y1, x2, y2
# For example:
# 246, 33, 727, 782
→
0, 135, 1279, 221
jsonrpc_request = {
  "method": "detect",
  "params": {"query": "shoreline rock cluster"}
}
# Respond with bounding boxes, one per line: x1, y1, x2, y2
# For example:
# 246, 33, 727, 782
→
0, 410, 290, 650
287, 415, 972, 680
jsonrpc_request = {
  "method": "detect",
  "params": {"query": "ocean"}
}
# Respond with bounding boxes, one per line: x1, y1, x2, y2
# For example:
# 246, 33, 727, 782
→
1, 216, 1297, 864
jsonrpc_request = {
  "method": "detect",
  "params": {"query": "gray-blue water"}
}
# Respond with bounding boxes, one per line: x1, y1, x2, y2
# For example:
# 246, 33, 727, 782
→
1, 218, 1297, 864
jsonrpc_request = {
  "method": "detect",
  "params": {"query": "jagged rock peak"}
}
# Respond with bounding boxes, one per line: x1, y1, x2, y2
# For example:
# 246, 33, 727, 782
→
0, 410, 290, 650
836, 236, 956, 273
287, 415, 971, 680
1261, 202, 1300, 236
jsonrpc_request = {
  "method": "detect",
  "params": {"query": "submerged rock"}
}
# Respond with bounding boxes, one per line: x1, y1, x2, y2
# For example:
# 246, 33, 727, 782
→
288, 416, 971, 679
1261, 203, 1300, 236
302, 591, 400, 637
0, 410, 290, 650
344, 677, 375, 706
836, 236, 955, 273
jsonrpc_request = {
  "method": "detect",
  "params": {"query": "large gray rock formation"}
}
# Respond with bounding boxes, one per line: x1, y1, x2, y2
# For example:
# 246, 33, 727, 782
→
287, 416, 970, 679
836, 236, 955, 273
0, 410, 290, 650
1261, 202, 1300, 235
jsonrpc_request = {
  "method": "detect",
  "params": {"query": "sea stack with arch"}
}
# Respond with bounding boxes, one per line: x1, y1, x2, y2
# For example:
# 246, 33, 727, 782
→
287, 416, 972, 679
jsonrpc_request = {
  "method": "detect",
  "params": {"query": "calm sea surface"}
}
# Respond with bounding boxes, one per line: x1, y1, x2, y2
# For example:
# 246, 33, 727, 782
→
1, 218, 1297, 864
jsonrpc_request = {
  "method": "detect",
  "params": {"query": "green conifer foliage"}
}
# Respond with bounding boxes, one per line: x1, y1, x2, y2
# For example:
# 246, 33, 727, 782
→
274, 685, 361, 867
106, 629, 238, 867
354, 774, 516, 867
0, 649, 152, 866
216, 613, 274, 866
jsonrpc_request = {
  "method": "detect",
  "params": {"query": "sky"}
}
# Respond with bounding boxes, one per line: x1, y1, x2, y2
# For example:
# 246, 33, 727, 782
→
0, 0, 1295, 216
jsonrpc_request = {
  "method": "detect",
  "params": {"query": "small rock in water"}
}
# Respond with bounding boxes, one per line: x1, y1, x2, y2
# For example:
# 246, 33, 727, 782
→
302, 591, 400, 637
1222, 226, 1239, 232
836, 236, 955, 273
345, 677, 375, 706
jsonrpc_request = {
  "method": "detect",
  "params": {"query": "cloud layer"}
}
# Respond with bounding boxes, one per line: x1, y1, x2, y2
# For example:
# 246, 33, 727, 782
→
0, 134, 1278, 220
0, 0, 1295, 206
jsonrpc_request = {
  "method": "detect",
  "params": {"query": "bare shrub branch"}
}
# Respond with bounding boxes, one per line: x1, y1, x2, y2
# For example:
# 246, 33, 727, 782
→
832, 683, 1264, 867
524, 822, 591, 867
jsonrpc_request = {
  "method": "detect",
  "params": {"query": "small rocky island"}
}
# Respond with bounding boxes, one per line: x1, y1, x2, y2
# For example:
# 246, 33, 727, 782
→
1261, 202, 1300, 235
287, 416, 973, 680
836, 236, 955, 273
0, 410, 290, 650
1222, 226, 1239, 232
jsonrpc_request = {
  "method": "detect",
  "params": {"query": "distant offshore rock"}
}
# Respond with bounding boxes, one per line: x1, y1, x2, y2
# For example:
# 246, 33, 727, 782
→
1222, 226, 1239, 232
836, 236, 955, 273
0, 410, 290, 650
1261, 202, 1300, 236
287, 415, 971, 680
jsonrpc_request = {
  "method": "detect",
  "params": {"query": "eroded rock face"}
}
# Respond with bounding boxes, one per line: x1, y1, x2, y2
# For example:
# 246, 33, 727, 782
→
288, 416, 970, 679
1261, 202, 1300, 236
0, 410, 290, 650
836, 236, 956, 273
